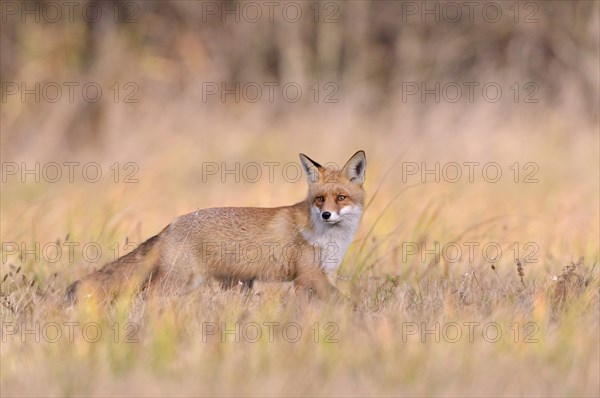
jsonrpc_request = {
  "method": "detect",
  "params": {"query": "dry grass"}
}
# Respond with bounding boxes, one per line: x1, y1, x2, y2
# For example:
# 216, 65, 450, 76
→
0, 260, 598, 396
1, 124, 599, 397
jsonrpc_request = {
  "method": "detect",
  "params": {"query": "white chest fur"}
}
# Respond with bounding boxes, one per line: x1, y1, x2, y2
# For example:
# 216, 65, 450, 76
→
301, 205, 362, 274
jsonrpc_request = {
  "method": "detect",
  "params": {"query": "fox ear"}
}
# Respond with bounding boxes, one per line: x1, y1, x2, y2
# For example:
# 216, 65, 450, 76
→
342, 150, 366, 184
299, 153, 323, 184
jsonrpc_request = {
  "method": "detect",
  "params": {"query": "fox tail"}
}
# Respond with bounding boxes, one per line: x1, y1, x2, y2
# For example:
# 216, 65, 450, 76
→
66, 234, 163, 305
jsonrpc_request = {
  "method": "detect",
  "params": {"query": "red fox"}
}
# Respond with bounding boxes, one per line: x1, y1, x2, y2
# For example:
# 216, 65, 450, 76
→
67, 151, 366, 303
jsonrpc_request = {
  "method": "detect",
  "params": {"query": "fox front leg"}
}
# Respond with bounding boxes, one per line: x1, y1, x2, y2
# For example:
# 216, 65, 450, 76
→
293, 268, 340, 301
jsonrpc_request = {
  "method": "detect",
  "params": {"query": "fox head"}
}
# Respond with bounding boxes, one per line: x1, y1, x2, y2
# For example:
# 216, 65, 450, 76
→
299, 151, 366, 228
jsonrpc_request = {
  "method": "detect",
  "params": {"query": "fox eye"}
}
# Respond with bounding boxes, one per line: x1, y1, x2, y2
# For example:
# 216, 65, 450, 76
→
337, 195, 347, 201
315, 196, 325, 203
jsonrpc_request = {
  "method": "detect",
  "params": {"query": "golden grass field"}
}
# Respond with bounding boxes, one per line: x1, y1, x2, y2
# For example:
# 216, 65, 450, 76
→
1, 1, 599, 396
1, 113, 598, 396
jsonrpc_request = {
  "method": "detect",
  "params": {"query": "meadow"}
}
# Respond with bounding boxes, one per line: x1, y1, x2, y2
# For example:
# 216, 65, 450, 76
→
1, 1, 599, 396
1, 118, 598, 396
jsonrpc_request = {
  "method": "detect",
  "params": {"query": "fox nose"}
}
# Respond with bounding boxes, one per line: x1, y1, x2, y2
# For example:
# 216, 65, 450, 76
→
322, 212, 331, 220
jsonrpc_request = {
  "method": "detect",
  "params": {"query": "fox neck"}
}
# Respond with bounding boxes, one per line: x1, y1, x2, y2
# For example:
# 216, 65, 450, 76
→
300, 202, 363, 274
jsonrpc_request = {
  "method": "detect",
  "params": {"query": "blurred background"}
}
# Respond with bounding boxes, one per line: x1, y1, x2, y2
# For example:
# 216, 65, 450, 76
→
2, 0, 598, 152
1, 0, 598, 276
